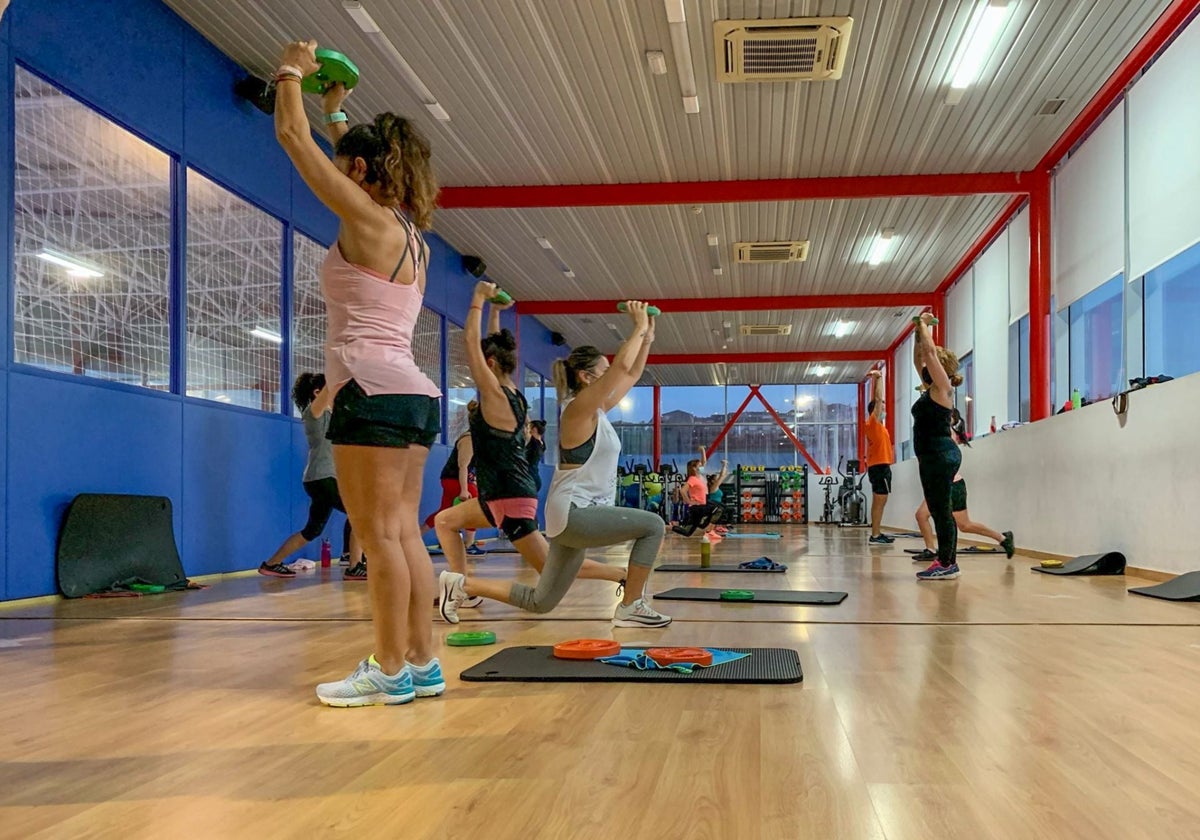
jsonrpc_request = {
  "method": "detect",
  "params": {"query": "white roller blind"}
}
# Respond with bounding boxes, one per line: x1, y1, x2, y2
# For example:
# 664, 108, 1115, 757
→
946, 268, 974, 357
1128, 17, 1200, 279
1009, 206, 1030, 322
895, 334, 914, 451
1054, 104, 1124, 307
973, 230, 1010, 433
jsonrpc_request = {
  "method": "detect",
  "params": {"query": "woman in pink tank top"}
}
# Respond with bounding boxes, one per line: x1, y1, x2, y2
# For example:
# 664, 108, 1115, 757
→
274, 40, 445, 707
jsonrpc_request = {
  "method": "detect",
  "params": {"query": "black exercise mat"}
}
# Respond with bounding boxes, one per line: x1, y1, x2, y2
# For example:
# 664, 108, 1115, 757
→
1129, 571, 1200, 602
1031, 551, 1126, 576
904, 548, 933, 555
460, 645, 802, 684
653, 587, 847, 605
656, 564, 787, 573
56, 494, 187, 598
890, 531, 924, 538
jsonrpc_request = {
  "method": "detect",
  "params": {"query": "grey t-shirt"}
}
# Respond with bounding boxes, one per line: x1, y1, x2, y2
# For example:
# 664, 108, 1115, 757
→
302, 406, 336, 482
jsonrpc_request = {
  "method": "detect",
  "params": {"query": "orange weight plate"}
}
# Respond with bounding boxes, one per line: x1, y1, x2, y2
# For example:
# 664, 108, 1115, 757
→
552, 639, 621, 660
646, 647, 714, 667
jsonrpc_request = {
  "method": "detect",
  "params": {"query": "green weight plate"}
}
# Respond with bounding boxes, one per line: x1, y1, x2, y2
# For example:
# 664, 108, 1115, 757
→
616, 302, 662, 317
447, 630, 497, 646
302, 48, 361, 95
720, 589, 755, 601
489, 291, 513, 305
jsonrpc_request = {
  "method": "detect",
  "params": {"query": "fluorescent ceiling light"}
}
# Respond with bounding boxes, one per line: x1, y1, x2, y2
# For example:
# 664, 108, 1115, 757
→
831, 320, 856, 339
563, 269, 575, 279
250, 327, 283, 344
37, 249, 104, 278
664, 0, 699, 114
342, 0, 450, 120
811, 365, 832, 377
867, 229, 895, 267
536, 237, 553, 250
619, 397, 633, 410
342, 0, 381, 33
945, 0, 1012, 104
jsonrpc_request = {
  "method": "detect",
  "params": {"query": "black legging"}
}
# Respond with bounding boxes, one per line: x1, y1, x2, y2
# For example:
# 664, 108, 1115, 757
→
917, 441, 962, 566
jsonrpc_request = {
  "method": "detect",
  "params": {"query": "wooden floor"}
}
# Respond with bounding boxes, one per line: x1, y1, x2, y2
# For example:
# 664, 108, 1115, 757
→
3, 527, 1200, 840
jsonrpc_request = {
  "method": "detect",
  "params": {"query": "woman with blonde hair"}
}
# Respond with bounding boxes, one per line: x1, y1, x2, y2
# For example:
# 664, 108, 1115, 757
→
910, 312, 966, 581
274, 41, 443, 705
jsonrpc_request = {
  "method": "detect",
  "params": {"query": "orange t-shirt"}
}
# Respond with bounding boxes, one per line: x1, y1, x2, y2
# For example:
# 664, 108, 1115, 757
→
685, 475, 708, 504
864, 415, 894, 467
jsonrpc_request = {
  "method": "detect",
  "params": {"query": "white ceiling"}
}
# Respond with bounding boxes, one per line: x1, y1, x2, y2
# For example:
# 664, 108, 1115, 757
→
162, 0, 1174, 384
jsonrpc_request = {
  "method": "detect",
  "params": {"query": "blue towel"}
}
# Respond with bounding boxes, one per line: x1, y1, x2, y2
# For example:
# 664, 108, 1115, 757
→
598, 648, 751, 673
738, 557, 788, 571
722, 532, 783, 540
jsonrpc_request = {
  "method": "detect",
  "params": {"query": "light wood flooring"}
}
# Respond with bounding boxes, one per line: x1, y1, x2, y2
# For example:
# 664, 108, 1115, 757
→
2, 526, 1199, 840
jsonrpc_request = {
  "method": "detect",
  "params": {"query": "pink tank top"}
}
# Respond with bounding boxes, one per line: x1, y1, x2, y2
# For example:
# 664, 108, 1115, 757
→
320, 213, 441, 399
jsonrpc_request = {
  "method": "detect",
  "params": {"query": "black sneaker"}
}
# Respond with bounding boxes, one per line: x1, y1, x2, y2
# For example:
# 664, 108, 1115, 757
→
1001, 531, 1015, 559
911, 549, 937, 562
258, 562, 296, 578
339, 552, 351, 566
344, 560, 367, 580
868, 534, 894, 545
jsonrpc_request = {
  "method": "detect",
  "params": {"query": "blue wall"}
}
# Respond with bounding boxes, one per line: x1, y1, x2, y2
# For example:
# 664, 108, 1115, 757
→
0, 0, 563, 600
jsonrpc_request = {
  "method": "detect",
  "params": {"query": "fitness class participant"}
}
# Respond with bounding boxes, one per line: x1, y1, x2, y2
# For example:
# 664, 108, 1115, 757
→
910, 312, 964, 581
422, 429, 482, 555
864, 369, 895, 545
439, 302, 671, 628
275, 42, 442, 706
259, 373, 363, 578
912, 409, 1015, 560
526, 419, 547, 490
435, 285, 626, 624
672, 456, 725, 537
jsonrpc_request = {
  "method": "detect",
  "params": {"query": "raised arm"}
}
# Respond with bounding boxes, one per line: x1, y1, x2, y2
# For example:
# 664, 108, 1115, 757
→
913, 313, 953, 406
273, 41, 382, 224
868, 369, 884, 419
565, 302, 654, 420
320, 83, 351, 146
465, 281, 515, 430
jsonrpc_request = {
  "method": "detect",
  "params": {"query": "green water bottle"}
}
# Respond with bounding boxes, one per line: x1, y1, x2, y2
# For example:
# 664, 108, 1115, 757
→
1071, 388, 1082, 410
700, 534, 711, 568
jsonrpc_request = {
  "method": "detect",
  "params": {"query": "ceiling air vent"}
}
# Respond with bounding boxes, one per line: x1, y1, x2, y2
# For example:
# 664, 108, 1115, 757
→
714, 17, 854, 83
1037, 98, 1066, 116
740, 324, 793, 336
734, 240, 810, 263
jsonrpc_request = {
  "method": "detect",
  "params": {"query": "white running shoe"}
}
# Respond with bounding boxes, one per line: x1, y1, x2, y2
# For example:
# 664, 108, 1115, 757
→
315, 656, 415, 707
612, 598, 672, 628
439, 571, 467, 624
461, 596, 484, 608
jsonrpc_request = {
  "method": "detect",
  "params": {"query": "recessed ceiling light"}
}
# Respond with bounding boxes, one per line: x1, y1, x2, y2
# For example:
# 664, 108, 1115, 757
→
945, 0, 1013, 105
867, 229, 895, 267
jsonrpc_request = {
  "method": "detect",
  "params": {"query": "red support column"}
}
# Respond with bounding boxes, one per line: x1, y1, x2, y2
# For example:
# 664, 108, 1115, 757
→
706, 388, 756, 455
750, 387, 823, 473
652, 385, 662, 467
1029, 172, 1053, 421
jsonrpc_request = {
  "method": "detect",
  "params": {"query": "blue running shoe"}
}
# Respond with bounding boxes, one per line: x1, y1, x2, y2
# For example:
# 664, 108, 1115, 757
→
408, 658, 446, 698
316, 656, 415, 707
465, 544, 485, 556
916, 561, 961, 580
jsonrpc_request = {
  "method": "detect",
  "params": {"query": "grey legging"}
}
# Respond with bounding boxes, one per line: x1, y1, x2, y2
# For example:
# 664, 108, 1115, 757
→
507, 505, 664, 614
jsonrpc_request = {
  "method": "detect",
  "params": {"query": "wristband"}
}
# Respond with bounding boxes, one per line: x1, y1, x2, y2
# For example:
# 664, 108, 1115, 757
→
276, 64, 305, 79
323, 111, 348, 124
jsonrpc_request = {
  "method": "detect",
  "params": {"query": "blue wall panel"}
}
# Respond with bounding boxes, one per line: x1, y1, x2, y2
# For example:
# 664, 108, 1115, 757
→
182, 35, 291, 219
5, 373, 184, 599
10, 0, 185, 151
0, 373, 7, 600
520, 316, 563, 379
180, 402, 295, 576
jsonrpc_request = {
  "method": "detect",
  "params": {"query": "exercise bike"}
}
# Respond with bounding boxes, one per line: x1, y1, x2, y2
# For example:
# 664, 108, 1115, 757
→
816, 469, 839, 524
836, 458, 868, 527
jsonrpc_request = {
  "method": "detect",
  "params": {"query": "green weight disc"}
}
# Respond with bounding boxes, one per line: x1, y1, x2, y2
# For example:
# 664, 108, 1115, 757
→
302, 48, 361, 95
720, 589, 755, 601
489, 291, 513, 305
447, 630, 497, 646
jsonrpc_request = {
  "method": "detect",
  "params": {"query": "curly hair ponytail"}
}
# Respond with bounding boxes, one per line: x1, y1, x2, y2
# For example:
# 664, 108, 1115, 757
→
335, 112, 438, 229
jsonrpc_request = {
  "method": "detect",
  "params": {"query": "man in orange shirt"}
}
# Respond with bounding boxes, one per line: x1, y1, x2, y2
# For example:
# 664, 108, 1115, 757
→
863, 370, 895, 544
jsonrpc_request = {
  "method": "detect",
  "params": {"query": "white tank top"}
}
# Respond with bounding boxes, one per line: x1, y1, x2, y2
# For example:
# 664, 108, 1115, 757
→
544, 400, 620, 538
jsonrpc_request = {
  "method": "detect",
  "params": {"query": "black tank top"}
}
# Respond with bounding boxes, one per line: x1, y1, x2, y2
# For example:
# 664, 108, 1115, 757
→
911, 391, 954, 456
469, 388, 538, 500
440, 433, 474, 480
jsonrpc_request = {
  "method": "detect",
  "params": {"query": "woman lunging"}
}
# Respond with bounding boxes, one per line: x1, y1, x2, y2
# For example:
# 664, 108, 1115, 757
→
439, 301, 671, 627
436, 283, 630, 623
275, 42, 443, 705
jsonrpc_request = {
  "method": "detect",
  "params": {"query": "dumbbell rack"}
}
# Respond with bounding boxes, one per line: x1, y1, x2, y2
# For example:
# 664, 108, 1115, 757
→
734, 465, 808, 525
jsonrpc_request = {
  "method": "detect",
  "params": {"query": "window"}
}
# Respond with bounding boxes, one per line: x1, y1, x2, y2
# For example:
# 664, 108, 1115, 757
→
959, 352, 975, 432
1009, 315, 1031, 422
446, 322, 473, 439
524, 368, 543, 419
661, 386, 727, 470
185, 170, 282, 410
793, 384, 859, 471
291, 231, 326, 416
1144, 239, 1200, 378
12, 67, 171, 387
414, 307, 443, 419
1068, 274, 1124, 402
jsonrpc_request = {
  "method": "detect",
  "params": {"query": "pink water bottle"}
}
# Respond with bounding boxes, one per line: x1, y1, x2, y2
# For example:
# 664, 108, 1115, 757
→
320, 538, 332, 568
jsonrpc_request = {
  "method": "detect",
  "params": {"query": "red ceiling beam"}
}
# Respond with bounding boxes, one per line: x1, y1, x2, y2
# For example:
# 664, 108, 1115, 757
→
1037, 0, 1200, 173
440, 172, 1030, 209
519, 293, 932, 316
645, 350, 885, 365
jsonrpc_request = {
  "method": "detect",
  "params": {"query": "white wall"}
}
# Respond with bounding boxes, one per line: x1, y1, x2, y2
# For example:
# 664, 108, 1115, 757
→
885, 372, 1200, 574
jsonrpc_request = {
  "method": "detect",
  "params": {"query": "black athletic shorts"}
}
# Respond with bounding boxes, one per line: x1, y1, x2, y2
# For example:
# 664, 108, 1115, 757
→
326, 379, 441, 449
479, 496, 540, 542
301, 477, 345, 541
867, 463, 892, 495
950, 478, 967, 513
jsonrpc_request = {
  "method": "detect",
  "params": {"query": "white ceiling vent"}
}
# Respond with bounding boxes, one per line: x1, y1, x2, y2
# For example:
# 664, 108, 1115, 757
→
733, 240, 810, 263
740, 324, 793, 336
714, 17, 854, 83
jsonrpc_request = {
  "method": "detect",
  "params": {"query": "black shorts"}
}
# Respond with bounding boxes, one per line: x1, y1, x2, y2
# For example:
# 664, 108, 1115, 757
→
301, 477, 345, 541
326, 380, 441, 449
951, 478, 967, 513
867, 464, 892, 496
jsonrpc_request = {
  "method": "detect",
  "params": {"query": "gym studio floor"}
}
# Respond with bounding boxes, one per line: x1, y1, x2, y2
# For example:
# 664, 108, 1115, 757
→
1, 528, 1199, 840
